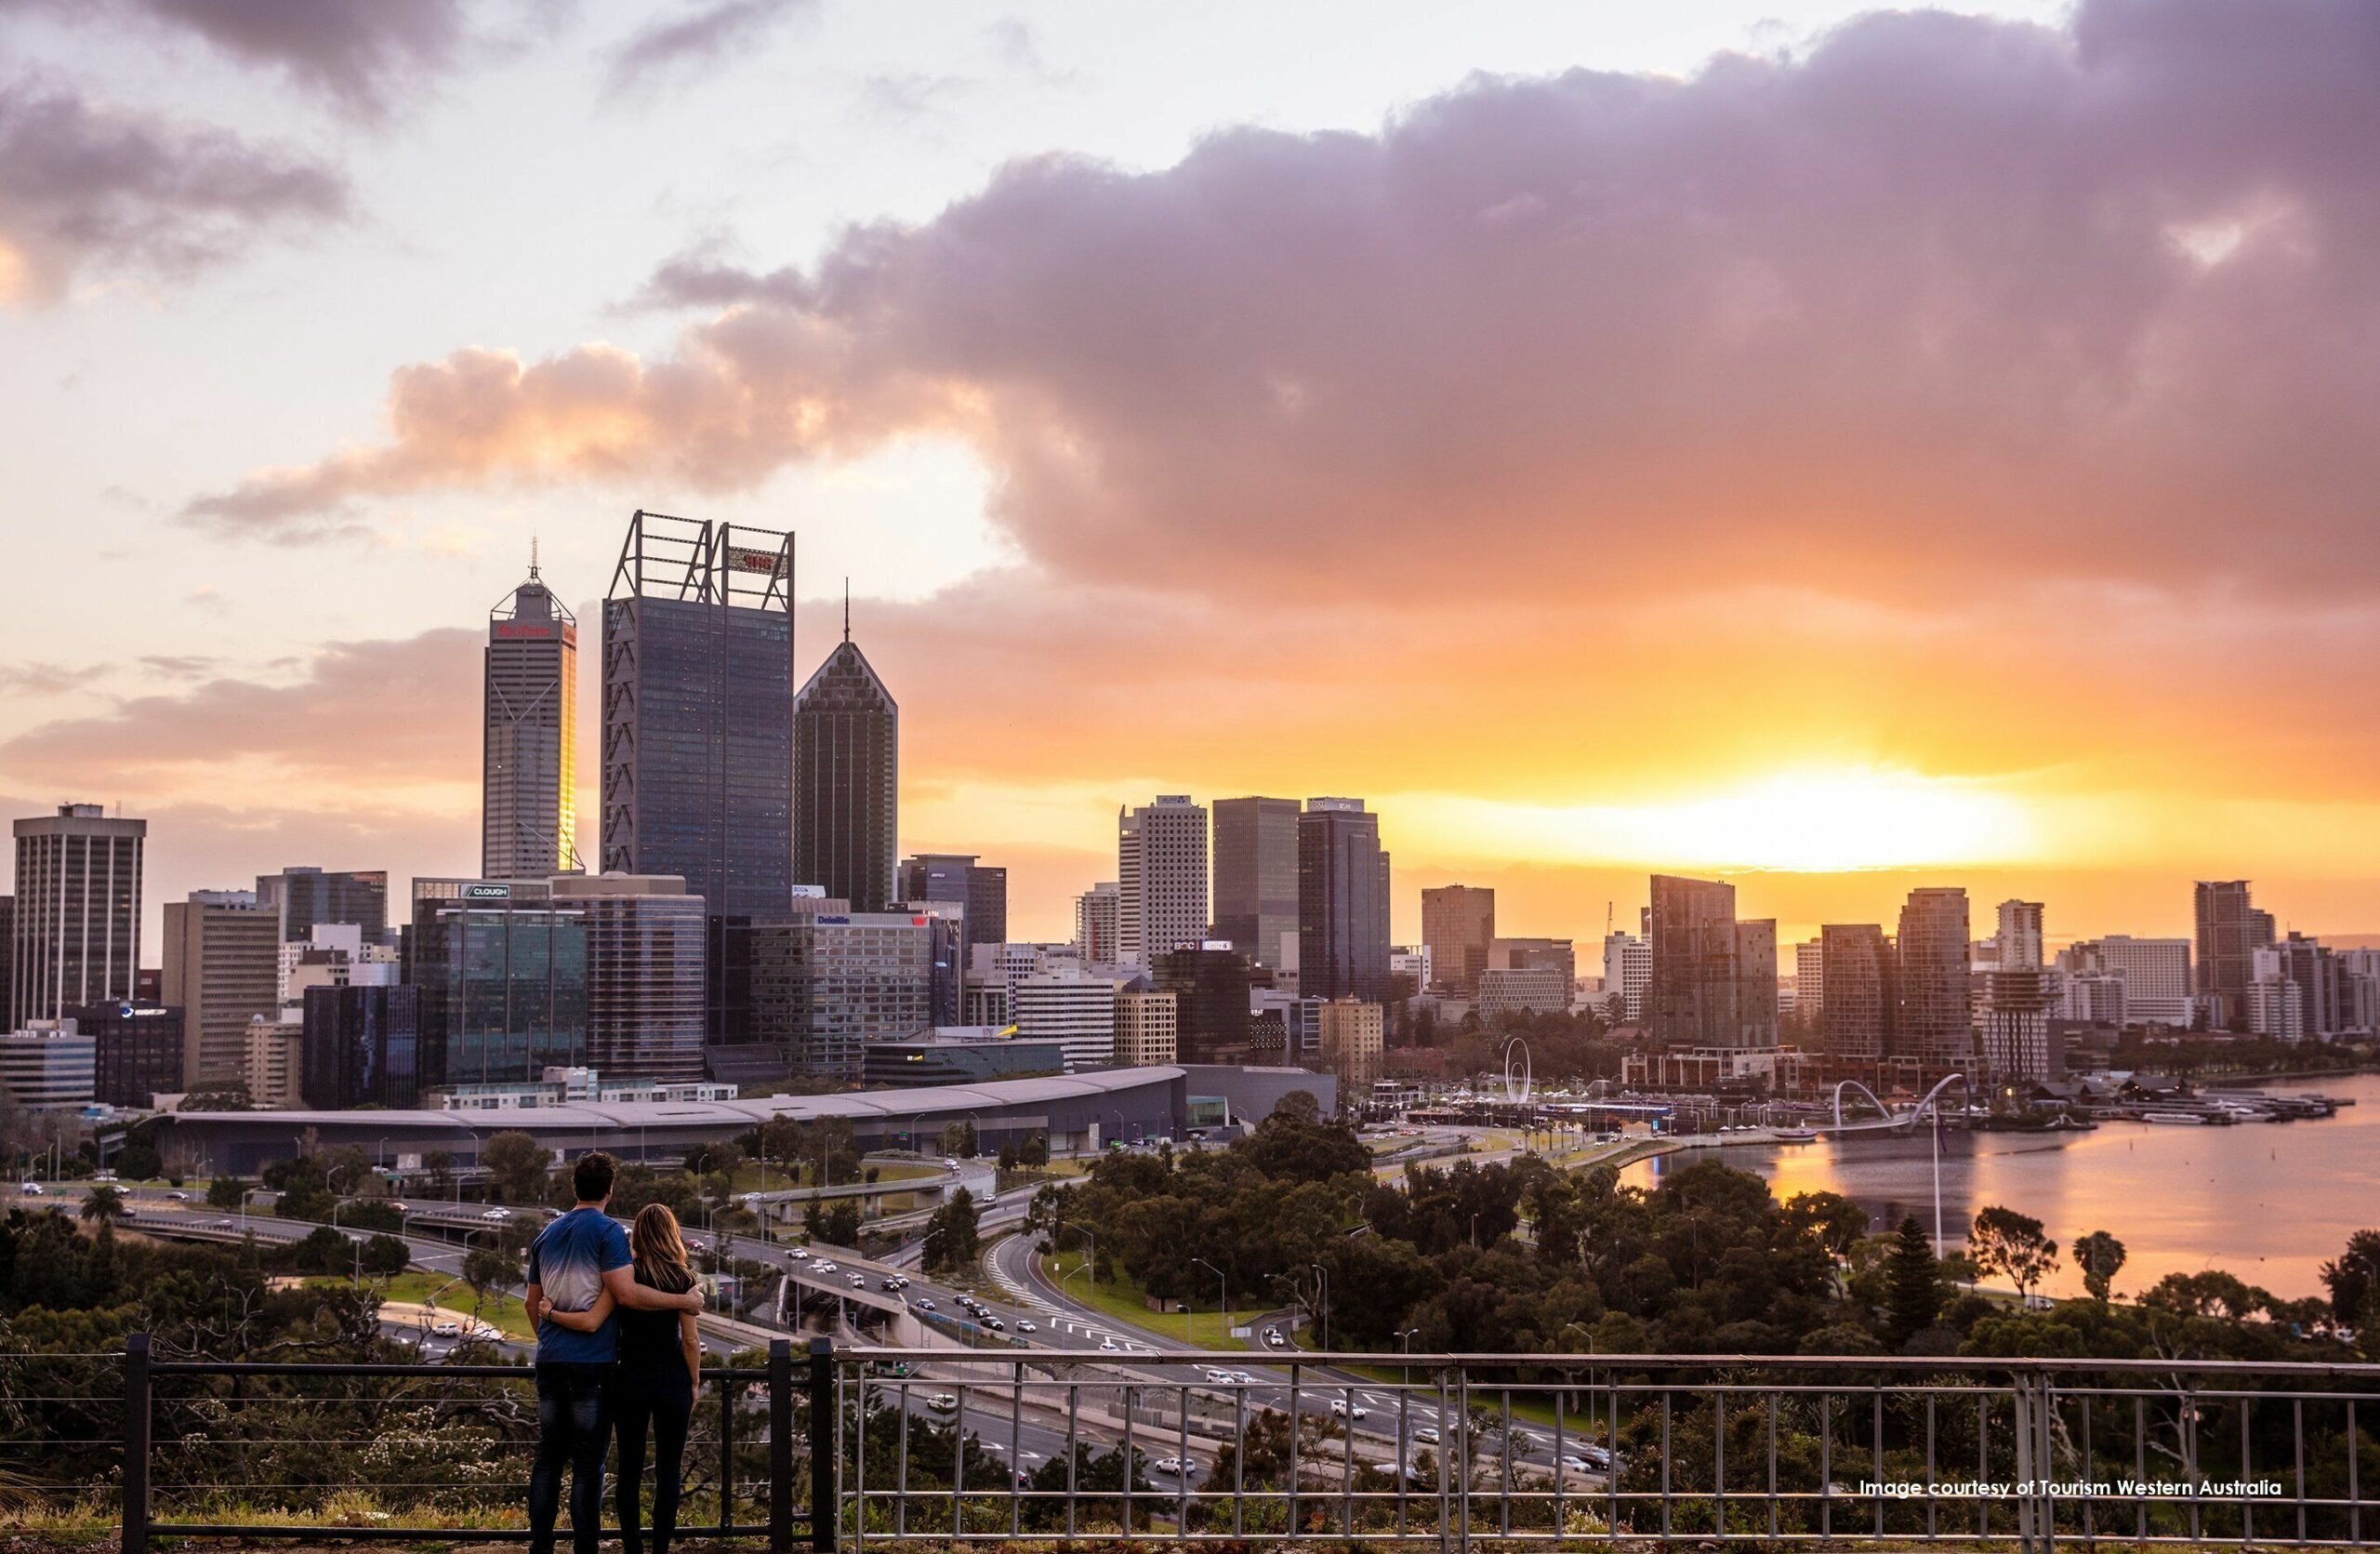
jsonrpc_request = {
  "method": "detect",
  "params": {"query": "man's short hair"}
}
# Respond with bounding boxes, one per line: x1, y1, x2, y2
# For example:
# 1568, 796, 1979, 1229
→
573, 1151, 617, 1203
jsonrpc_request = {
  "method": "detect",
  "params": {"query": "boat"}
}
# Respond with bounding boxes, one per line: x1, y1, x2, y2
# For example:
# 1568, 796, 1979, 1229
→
2142, 1110, 2213, 1125
1772, 1129, 1819, 1144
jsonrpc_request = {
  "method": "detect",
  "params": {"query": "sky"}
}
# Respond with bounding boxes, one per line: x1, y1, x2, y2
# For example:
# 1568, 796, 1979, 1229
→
4, 0, 2379, 956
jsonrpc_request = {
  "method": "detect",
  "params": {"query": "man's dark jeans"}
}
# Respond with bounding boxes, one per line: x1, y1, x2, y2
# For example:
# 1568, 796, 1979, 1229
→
528, 1361, 613, 1554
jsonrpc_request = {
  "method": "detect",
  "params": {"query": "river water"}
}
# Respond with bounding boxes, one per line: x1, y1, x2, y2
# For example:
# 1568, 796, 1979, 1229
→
1620, 1070, 2380, 1300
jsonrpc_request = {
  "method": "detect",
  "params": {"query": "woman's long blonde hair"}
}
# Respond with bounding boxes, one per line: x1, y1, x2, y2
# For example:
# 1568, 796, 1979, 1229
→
631, 1203, 694, 1294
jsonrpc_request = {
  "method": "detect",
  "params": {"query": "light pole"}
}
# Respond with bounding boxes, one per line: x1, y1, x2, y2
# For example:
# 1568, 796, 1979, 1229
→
1192, 1256, 1224, 1347
1395, 1325, 1421, 1385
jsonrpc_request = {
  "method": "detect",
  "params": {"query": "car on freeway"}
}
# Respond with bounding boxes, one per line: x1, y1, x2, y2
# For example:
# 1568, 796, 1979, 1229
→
211, 1217, 236, 1228
787, 1247, 810, 1260
1016, 1320, 1037, 1333
913, 1298, 936, 1311
1411, 1426, 1440, 1444
985, 1318, 1005, 1332
926, 1393, 959, 1412
1264, 1328, 1286, 1348
813, 1261, 837, 1273
881, 1277, 902, 1292
1560, 1455, 1596, 1474
470, 1322, 502, 1341
1203, 1369, 1236, 1384
848, 1274, 866, 1288
1098, 1336, 1120, 1351
1330, 1400, 1368, 1420
481, 1208, 511, 1221
165, 1190, 189, 1201
18, 1183, 41, 1196
430, 1320, 462, 1338
1151, 1456, 1195, 1476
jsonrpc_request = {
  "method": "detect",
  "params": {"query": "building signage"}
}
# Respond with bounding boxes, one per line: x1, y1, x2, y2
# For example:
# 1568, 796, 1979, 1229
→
725, 544, 783, 576
494, 623, 556, 639
463, 883, 511, 899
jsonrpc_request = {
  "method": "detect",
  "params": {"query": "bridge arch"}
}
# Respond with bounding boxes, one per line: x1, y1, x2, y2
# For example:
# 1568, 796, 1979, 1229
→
1831, 1072, 1974, 1129
1502, 1037, 1532, 1105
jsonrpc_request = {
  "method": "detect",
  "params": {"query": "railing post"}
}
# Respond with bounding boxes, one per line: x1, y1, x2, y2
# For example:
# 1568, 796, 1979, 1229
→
122, 1333, 151, 1554
809, 1336, 837, 1553
771, 1338, 795, 1554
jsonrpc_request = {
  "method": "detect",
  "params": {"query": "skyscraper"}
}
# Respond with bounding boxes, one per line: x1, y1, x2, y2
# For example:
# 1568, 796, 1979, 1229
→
1211, 797, 1301, 971
795, 620, 898, 913
2195, 880, 2274, 1030
256, 867, 390, 947
300, 983, 424, 1109
1117, 797, 1207, 963
1074, 883, 1120, 963
1895, 887, 1973, 1073
602, 511, 794, 1040
1645, 874, 1776, 1049
1151, 945, 1253, 1062
1298, 798, 1392, 1002
410, 878, 588, 1091
483, 546, 578, 878
162, 889, 279, 1090
11, 804, 145, 1028
602, 510, 794, 917
553, 873, 705, 1083
1421, 885, 1496, 993
899, 854, 1007, 950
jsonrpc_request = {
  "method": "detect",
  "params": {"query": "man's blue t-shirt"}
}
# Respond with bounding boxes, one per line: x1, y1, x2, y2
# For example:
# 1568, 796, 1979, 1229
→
526, 1207, 631, 1365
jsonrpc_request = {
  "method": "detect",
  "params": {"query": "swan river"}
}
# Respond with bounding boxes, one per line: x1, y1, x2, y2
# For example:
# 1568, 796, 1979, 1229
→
1620, 1069, 2380, 1301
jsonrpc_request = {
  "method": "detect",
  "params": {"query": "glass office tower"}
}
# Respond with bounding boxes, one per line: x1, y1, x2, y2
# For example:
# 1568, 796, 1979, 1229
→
411, 883, 588, 1088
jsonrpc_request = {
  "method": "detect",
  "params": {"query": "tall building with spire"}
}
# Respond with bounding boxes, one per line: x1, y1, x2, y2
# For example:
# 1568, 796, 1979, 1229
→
793, 596, 898, 913
483, 542, 578, 879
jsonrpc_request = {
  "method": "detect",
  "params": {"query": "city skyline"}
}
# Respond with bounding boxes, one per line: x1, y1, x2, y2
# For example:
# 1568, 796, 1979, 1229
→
7, 0, 2380, 950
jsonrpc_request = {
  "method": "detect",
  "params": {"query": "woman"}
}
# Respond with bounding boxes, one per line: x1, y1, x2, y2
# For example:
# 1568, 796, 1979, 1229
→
543, 1204, 703, 1554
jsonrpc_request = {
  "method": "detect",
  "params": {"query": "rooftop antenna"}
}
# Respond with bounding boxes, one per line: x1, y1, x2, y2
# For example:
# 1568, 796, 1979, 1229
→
527, 534, 541, 581
842, 578, 851, 643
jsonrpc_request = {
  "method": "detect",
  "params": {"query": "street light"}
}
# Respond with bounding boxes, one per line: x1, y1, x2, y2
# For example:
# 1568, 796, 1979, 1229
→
1395, 1325, 1421, 1385
1192, 1256, 1225, 1347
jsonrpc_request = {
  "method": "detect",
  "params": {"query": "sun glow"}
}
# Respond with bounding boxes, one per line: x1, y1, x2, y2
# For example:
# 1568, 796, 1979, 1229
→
1402, 766, 2038, 873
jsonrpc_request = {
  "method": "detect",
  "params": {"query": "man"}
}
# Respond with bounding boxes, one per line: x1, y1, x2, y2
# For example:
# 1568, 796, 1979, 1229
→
522, 1150, 703, 1554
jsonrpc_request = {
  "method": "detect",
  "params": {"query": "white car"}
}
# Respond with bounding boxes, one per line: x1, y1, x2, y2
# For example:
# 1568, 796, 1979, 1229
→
1017, 1320, 1037, 1333
481, 1208, 511, 1221
1151, 1456, 1194, 1476
1331, 1400, 1368, 1420
1561, 1455, 1597, 1474
1264, 1329, 1286, 1348
926, 1393, 959, 1412
1411, 1426, 1440, 1444
430, 1320, 462, 1338
1099, 1336, 1120, 1352
848, 1274, 866, 1288
787, 1247, 810, 1260
1204, 1368, 1236, 1384
813, 1260, 837, 1273
18, 1182, 41, 1196
470, 1322, 502, 1341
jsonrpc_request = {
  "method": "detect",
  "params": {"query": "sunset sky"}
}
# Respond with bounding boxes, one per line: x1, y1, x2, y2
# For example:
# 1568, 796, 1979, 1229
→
5, 0, 2379, 954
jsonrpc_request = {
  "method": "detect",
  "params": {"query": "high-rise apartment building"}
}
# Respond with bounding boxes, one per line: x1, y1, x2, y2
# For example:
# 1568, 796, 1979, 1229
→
1012, 968, 1122, 1071
1601, 929, 1650, 1022
1476, 966, 1570, 1017
1993, 900, 2045, 971
1113, 990, 1179, 1067
0, 897, 13, 1035
1421, 885, 1496, 994
1491, 936, 1575, 986
1896, 888, 1973, 1073
601, 511, 794, 1039
1316, 997, 1384, 1090
1117, 797, 1208, 964
743, 912, 934, 1082
163, 889, 280, 1090
2060, 936, 2192, 1027
1646, 874, 1777, 1049
483, 551, 579, 878
1977, 900, 2057, 1081
11, 804, 145, 1028
1792, 937, 1825, 1027
242, 1015, 303, 1109
1074, 883, 1120, 964
795, 627, 898, 913
1298, 798, 1391, 1003
2195, 881, 2274, 1030
0, 1024, 95, 1110
1211, 797, 1301, 971
1817, 923, 1892, 1068
552, 874, 705, 1083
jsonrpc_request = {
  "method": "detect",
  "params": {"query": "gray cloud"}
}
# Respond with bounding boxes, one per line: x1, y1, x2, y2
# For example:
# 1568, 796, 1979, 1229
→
604, 0, 813, 97
0, 660, 106, 695
0, 77, 349, 303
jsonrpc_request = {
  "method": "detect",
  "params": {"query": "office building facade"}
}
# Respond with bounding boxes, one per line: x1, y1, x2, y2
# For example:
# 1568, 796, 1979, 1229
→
2195, 880, 2275, 1030
1421, 884, 1495, 994
257, 867, 389, 947
67, 1002, 184, 1109
2060, 936, 2192, 1028
410, 880, 588, 1091
795, 631, 898, 913
1818, 923, 1892, 1068
601, 511, 795, 1041
483, 552, 579, 878
301, 984, 425, 1109
552, 874, 706, 1083
745, 912, 935, 1083
11, 804, 145, 1029
1601, 929, 1650, 1022
899, 855, 1007, 950
1316, 997, 1384, 1090
1646, 874, 1778, 1049
0, 1024, 96, 1110
1074, 883, 1120, 963
1151, 944, 1254, 1064
1212, 796, 1300, 971
162, 890, 280, 1091
1896, 887, 1973, 1073
1114, 990, 1179, 1067
1012, 969, 1122, 1071
1118, 797, 1208, 964
1297, 798, 1391, 1002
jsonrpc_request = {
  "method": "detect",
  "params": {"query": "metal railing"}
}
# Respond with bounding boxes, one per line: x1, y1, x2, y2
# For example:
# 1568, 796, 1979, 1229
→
94, 1337, 2380, 1549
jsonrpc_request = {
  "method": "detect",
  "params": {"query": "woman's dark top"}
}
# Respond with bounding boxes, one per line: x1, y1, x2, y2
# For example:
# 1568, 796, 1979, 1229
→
616, 1264, 695, 1383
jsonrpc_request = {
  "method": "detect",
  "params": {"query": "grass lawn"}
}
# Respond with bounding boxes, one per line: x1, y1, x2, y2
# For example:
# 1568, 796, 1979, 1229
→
307, 1268, 536, 1342
1039, 1247, 1267, 1349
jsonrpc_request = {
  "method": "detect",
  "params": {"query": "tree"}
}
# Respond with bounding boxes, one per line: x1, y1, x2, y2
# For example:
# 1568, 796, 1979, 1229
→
939, 1120, 977, 1158
360, 1233, 410, 1277
114, 1141, 163, 1181
1882, 1216, 1943, 1344
482, 1131, 551, 1204
2320, 1229, 2380, 1327
423, 1149, 456, 1198
79, 1184, 128, 1226
822, 1202, 862, 1248
922, 1188, 981, 1274
1017, 1132, 1050, 1168
1969, 1206, 2058, 1307
462, 1245, 515, 1319
205, 1175, 245, 1210
2071, 1230, 2127, 1301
